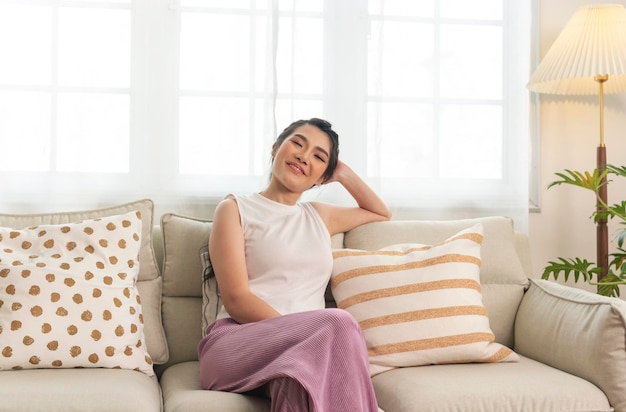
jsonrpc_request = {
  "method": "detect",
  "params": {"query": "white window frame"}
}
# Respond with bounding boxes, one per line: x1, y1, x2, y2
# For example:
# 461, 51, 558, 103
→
0, 0, 533, 224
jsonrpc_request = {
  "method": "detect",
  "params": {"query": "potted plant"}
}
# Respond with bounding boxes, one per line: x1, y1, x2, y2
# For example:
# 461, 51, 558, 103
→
542, 164, 626, 297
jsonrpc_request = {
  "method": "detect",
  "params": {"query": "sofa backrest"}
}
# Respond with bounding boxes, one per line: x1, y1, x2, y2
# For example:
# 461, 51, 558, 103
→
154, 214, 531, 376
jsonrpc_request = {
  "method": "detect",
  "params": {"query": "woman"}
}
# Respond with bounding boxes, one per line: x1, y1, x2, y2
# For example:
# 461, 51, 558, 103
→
198, 118, 391, 411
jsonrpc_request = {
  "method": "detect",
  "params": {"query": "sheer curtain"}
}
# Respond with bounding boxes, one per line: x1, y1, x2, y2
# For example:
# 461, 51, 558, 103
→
0, 0, 531, 231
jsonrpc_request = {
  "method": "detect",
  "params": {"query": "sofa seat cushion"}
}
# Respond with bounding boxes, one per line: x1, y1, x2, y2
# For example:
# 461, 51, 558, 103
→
0, 368, 162, 412
371, 355, 611, 412
160, 361, 270, 412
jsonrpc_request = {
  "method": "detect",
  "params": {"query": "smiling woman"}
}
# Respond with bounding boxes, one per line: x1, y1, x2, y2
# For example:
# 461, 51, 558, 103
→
199, 117, 390, 410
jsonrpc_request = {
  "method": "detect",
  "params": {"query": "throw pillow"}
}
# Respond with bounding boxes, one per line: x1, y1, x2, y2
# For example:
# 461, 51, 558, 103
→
0, 199, 168, 364
200, 245, 222, 334
331, 223, 519, 376
0, 211, 154, 375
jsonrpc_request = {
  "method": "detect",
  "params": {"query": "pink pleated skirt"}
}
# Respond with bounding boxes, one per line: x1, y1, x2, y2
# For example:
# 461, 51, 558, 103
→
198, 308, 378, 412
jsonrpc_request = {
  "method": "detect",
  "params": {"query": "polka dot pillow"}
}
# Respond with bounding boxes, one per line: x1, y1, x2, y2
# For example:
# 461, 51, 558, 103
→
0, 211, 154, 375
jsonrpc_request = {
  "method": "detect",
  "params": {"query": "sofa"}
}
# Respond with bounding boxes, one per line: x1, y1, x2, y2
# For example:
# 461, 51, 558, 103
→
1, 199, 626, 412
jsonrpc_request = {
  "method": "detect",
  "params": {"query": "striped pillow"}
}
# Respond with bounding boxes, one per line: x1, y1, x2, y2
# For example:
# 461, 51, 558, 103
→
331, 224, 518, 376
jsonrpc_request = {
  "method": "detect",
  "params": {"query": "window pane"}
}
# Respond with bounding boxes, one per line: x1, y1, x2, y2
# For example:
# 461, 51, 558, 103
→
179, 96, 250, 175
440, 24, 502, 100
71, 0, 129, 3
275, 98, 323, 131
367, 102, 435, 178
368, 0, 434, 17
180, 13, 250, 92
254, 16, 270, 93
181, 1, 321, 12
278, 0, 323, 12
439, 104, 502, 178
368, 21, 435, 98
0, 4, 52, 85
253, 99, 274, 176
0, 91, 51, 171
440, 0, 503, 20
181, 0, 258, 8
276, 17, 323, 94
58, 7, 130, 88
57, 93, 129, 172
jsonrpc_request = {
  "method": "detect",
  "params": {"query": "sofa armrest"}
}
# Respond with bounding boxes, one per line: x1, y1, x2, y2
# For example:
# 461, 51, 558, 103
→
514, 279, 626, 411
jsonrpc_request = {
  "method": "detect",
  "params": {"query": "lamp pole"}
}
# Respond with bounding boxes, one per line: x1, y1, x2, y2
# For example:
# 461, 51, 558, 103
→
595, 74, 609, 283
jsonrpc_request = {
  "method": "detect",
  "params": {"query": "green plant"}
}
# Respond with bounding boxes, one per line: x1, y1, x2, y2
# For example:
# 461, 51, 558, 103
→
542, 164, 626, 297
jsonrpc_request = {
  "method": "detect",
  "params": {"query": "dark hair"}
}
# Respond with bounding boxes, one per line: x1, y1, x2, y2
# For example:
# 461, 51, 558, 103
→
272, 118, 340, 183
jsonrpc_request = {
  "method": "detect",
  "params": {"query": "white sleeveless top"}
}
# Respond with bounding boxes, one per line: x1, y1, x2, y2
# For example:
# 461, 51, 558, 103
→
216, 193, 333, 320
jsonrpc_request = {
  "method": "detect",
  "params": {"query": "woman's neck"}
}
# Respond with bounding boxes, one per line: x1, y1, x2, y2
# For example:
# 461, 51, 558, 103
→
259, 186, 300, 206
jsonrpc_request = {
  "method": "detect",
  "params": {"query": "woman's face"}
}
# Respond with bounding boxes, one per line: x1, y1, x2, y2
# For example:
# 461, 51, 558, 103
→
271, 124, 332, 192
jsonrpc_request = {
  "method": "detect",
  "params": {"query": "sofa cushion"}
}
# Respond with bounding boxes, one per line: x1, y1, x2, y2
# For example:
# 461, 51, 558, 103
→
161, 361, 270, 412
372, 355, 611, 412
0, 211, 154, 375
159, 213, 212, 371
515, 279, 626, 412
332, 224, 518, 376
342, 216, 528, 348
161, 214, 211, 298
0, 199, 168, 364
0, 368, 162, 412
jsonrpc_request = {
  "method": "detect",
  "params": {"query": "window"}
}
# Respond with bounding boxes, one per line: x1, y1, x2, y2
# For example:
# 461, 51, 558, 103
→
0, 1, 130, 173
0, 0, 531, 228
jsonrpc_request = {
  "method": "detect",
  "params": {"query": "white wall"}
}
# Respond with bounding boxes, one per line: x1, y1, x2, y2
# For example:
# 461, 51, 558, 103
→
529, 0, 626, 294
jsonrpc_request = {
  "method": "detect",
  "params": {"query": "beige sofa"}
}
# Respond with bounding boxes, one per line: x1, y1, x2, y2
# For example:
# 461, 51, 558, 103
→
2, 199, 626, 411
156, 212, 626, 412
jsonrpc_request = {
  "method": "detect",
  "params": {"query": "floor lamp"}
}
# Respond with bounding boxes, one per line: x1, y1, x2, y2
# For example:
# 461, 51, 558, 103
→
527, 4, 626, 281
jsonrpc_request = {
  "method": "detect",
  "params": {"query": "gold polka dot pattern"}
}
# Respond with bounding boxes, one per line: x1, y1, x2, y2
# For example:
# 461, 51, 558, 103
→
0, 211, 154, 376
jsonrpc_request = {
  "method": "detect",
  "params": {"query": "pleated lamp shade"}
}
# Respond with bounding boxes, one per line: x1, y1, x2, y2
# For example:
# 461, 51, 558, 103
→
528, 4, 626, 95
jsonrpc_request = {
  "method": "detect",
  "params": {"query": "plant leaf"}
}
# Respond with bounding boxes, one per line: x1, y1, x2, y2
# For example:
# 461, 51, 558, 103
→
606, 201, 626, 223
541, 257, 600, 283
594, 272, 623, 297
547, 169, 600, 192
610, 249, 626, 272
606, 164, 626, 179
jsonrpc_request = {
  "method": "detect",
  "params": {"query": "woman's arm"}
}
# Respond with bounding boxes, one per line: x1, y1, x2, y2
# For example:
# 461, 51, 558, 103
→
209, 198, 281, 324
312, 160, 391, 235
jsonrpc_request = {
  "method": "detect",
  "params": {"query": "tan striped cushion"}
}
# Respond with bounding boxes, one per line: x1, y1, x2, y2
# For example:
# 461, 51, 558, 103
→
331, 223, 519, 376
